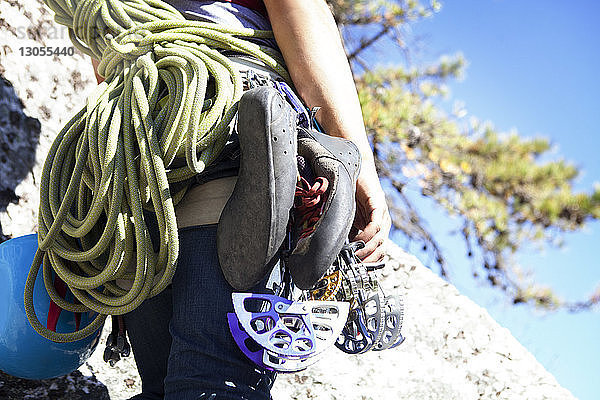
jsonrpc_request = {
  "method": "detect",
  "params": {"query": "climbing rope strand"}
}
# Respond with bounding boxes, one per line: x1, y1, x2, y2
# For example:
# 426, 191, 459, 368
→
24, 251, 108, 343
26, 0, 292, 342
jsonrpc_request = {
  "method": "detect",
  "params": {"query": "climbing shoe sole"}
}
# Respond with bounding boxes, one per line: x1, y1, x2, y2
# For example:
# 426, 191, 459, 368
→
288, 127, 361, 289
217, 86, 298, 290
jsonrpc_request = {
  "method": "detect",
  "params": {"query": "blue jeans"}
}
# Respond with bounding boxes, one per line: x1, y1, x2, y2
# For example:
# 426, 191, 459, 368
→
123, 225, 276, 400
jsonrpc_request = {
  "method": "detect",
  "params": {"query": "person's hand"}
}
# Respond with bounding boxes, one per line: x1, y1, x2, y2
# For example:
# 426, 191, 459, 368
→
351, 168, 391, 262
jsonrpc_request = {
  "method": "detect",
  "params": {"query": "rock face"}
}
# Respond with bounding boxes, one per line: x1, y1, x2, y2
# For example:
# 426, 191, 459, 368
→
0, 0, 96, 240
0, 1, 576, 399
0, 77, 40, 241
272, 245, 576, 400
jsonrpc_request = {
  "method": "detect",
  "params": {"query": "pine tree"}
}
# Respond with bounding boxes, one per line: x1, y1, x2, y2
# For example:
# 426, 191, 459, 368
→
328, 0, 600, 310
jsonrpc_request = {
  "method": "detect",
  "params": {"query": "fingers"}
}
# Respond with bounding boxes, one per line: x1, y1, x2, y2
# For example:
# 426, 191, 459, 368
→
353, 208, 391, 262
351, 168, 391, 262
354, 230, 385, 262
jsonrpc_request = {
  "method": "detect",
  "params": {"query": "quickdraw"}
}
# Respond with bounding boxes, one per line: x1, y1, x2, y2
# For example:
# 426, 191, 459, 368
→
333, 242, 405, 354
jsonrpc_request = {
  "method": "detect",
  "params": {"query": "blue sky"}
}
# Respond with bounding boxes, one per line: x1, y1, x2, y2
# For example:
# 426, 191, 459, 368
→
385, 1, 599, 399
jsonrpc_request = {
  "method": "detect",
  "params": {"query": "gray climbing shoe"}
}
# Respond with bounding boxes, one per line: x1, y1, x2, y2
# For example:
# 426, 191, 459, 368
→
217, 86, 298, 290
288, 127, 361, 289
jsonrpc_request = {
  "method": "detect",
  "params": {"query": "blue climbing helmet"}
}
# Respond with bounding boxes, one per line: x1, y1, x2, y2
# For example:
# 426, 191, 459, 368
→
0, 234, 102, 379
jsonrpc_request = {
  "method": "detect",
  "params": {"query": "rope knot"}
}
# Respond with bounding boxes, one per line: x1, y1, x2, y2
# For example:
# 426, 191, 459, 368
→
105, 31, 153, 60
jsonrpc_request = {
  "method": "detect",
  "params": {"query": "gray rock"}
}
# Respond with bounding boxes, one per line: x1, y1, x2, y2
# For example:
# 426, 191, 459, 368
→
0, 76, 40, 240
0, 370, 110, 400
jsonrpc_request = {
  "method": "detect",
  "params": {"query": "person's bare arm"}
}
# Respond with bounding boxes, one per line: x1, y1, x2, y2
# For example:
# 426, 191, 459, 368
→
263, 0, 391, 262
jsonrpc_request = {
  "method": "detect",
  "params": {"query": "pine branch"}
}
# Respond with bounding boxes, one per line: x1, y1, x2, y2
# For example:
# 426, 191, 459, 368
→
348, 25, 391, 61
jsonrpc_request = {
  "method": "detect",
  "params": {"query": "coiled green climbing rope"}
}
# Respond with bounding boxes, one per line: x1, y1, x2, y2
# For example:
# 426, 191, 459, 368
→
24, 0, 291, 342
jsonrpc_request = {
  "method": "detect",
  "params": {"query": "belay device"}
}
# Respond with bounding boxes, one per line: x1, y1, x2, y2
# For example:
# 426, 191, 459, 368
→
227, 241, 405, 372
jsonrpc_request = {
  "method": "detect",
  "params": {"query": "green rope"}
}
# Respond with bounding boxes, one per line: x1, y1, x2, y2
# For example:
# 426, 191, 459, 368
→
25, 0, 291, 342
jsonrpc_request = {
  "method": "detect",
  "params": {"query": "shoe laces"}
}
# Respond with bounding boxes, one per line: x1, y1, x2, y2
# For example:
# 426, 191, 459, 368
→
294, 176, 329, 239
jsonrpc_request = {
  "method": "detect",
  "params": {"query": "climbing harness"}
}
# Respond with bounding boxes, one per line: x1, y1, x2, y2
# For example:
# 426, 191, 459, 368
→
26, 0, 291, 343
